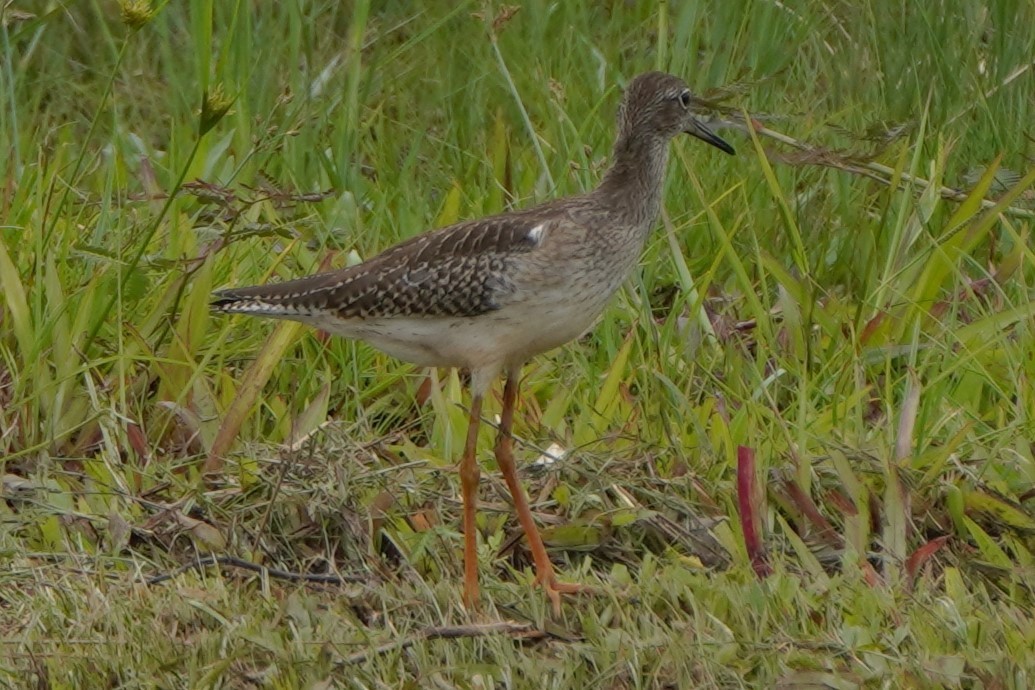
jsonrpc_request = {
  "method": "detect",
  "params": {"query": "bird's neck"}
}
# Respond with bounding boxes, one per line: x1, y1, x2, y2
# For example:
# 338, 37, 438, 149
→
595, 130, 669, 231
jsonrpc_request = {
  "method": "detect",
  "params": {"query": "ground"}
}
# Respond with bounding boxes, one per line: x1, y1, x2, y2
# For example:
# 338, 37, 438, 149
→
2, 1, 1034, 688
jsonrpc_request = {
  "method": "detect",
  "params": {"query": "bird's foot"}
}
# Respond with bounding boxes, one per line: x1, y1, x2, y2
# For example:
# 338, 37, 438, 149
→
535, 572, 592, 616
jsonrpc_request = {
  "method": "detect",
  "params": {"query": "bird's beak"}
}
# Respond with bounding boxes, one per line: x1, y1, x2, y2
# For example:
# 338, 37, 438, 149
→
685, 118, 735, 155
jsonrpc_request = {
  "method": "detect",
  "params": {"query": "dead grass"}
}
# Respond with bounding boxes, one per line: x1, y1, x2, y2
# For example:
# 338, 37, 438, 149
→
2, 0, 1035, 687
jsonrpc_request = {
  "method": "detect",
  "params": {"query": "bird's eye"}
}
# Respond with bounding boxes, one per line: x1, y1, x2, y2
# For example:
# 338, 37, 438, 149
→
678, 90, 691, 108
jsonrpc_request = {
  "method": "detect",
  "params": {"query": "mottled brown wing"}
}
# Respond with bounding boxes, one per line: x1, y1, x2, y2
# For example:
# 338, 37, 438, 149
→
211, 212, 550, 319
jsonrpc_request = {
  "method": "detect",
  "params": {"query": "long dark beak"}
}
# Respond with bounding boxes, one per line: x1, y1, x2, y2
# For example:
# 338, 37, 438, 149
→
686, 118, 735, 155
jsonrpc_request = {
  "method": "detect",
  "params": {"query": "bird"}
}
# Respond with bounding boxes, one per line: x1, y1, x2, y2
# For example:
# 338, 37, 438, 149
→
211, 71, 735, 615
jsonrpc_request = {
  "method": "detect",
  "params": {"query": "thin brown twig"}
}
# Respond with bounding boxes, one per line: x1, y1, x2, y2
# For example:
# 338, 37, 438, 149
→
144, 555, 370, 586
744, 121, 1035, 220
338, 621, 544, 665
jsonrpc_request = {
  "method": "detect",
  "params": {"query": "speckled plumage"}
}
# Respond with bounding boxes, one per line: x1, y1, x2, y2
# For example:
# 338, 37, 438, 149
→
211, 71, 734, 613
212, 215, 543, 320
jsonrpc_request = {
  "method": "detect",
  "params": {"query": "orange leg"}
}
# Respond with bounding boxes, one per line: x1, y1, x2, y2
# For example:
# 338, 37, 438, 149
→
494, 373, 583, 615
460, 395, 484, 611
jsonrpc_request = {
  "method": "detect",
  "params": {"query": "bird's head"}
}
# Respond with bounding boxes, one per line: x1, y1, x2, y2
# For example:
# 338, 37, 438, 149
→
616, 71, 734, 155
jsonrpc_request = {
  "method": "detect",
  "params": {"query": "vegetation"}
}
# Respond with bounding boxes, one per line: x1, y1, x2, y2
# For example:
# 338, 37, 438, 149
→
2, 0, 1034, 686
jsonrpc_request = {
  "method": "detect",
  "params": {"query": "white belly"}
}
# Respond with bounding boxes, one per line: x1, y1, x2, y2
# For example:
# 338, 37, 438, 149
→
330, 295, 604, 372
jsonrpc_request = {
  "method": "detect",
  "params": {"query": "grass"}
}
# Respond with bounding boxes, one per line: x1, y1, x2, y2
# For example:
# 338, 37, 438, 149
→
2, 0, 1035, 686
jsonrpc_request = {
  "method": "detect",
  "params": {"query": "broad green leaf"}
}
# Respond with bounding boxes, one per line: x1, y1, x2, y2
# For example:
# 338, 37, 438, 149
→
962, 488, 1035, 532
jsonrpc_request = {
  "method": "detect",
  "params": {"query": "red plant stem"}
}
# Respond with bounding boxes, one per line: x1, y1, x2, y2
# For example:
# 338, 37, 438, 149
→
737, 445, 772, 578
